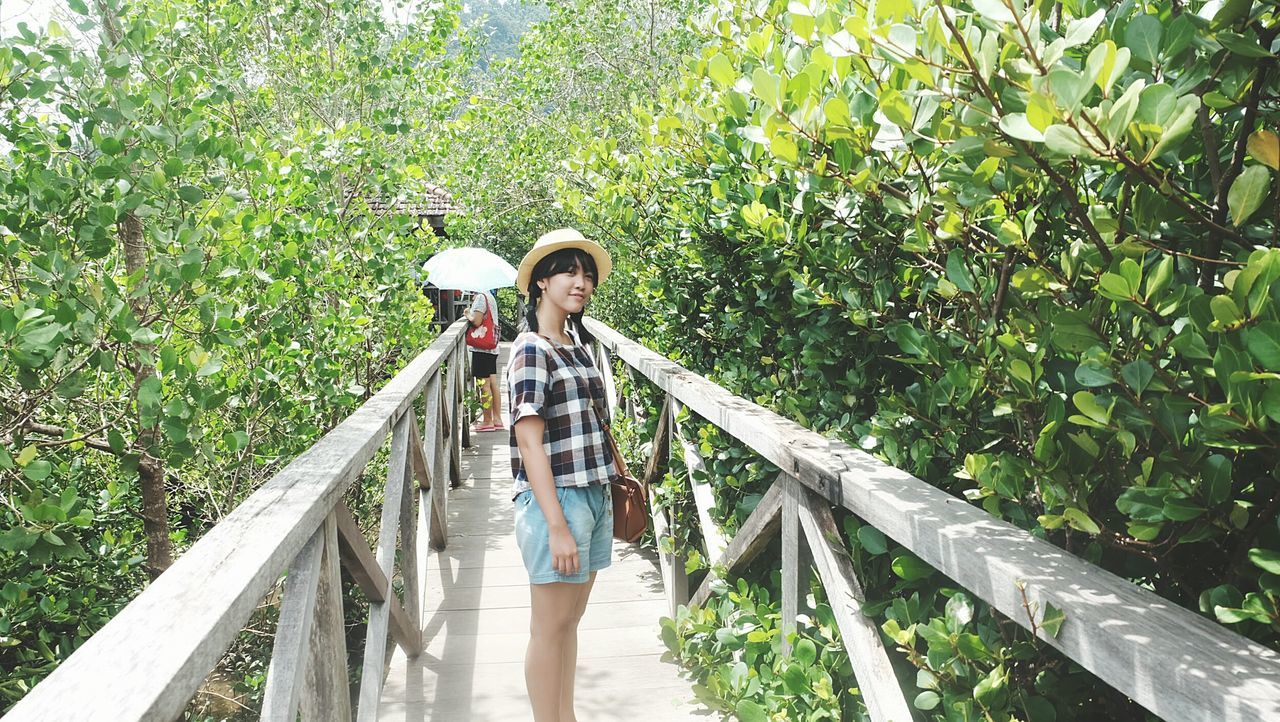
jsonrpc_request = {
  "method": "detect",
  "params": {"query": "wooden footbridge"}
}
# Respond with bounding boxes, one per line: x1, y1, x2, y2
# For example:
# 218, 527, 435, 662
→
7, 319, 1280, 721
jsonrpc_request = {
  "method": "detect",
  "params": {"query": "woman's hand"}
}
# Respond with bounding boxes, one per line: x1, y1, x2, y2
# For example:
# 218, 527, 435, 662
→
549, 523, 580, 576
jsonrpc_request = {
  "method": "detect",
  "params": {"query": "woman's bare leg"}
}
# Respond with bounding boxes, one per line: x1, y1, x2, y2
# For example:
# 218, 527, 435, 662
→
527, 581, 586, 721
485, 374, 501, 425
558, 572, 597, 722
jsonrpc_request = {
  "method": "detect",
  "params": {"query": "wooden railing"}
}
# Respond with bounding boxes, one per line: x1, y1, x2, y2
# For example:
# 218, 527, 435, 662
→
584, 318, 1280, 722
7, 319, 472, 721
13, 315, 1280, 721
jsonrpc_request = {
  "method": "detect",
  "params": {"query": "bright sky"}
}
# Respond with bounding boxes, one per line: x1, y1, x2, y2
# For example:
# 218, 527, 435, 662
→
2, 0, 442, 38
1, 0, 54, 36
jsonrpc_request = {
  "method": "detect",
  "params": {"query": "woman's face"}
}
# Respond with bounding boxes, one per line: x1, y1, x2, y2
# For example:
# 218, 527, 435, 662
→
536, 260, 596, 315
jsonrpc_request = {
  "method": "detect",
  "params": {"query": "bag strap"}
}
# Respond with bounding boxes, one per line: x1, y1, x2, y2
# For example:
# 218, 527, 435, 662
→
577, 352, 644, 494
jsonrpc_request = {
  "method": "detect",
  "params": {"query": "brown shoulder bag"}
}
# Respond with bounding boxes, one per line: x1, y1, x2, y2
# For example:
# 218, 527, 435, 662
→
586, 393, 648, 543
600, 416, 648, 543
553, 340, 649, 543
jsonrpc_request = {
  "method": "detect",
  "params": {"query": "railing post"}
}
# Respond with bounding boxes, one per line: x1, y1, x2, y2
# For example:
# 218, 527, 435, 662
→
781, 474, 810, 656
300, 512, 351, 721
796, 487, 913, 722
261, 526, 323, 722
653, 394, 688, 616
400, 412, 421, 649
461, 343, 472, 449
595, 341, 617, 419
671, 399, 728, 563
356, 411, 416, 721
424, 371, 448, 551
446, 343, 462, 488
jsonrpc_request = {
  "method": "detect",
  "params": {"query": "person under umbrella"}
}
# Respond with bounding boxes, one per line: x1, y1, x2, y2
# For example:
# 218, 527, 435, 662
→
466, 288, 503, 431
421, 247, 518, 431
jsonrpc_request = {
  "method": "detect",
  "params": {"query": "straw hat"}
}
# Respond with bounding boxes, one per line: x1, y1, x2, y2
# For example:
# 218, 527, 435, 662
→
515, 228, 613, 297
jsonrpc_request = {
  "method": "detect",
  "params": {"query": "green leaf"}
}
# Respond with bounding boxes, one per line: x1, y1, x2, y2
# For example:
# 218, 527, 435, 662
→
1072, 391, 1110, 424
1064, 10, 1105, 48
793, 637, 817, 665
1145, 255, 1175, 301
163, 156, 185, 178
1248, 548, 1280, 574
946, 250, 976, 293
1063, 507, 1101, 534
1121, 360, 1155, 395
1118, 487, 1169, 522
138, 376, 163, 411
1247, 130, 1280, 170
1212, 0, 1255, 30
751, 67, 781, 109
891, 554, 933, 581
1050, 309, 1101, 352
16, 445, 37, 467
1163, 495, 1207, 521
956, 632, 990, 659
857, 525, 888, 555
1040, 602, 1066, 637
735, 700, 767, 722
971, 0, 1016, 24
131, 327, 162, 344
1048, 68, 1090, 112
1203, 455, 1233, 506
782, 662, 807, 694
1227, 165, 1271, 226
974, 665, 1007, 705
823, 96, 851, 127
1211, 295, 1243, 326
1245, 323, 1280, 370
1218, 31, 1273, 58
707, 53, 735, 87
1074, 359, 1116, 387
0, 527, 38, 552
878, 88, 913, 129
914, 691, 941, 710
1264, 383, 1280, 422
177, 185, 206, 204
771, 134, 798, 163
999, 113, 1044, 142
99, 137, 124, 155
22, 460, 52, 482
1124, 14, 1163, 64
946, 592, 974, 627
1098, 271, 1134, 301
1044, 124, 1092, 157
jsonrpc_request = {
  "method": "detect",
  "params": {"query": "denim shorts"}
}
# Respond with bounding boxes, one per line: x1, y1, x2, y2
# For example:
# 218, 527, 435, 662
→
514, 484, 613, 584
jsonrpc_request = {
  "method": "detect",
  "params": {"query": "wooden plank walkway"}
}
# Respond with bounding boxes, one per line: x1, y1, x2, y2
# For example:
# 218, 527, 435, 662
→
378, 343, 712, 721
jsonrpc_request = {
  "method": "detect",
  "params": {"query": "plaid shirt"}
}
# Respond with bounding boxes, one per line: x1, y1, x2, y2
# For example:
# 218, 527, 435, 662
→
507, 330, 617, 499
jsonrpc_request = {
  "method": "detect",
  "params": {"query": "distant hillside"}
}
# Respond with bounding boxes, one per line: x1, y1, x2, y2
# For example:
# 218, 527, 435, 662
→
461, 0, 547, 69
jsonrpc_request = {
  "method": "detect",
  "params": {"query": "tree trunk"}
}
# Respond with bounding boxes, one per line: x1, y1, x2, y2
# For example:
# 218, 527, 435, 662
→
119, 212, 173, 580
98, 6, 173, 580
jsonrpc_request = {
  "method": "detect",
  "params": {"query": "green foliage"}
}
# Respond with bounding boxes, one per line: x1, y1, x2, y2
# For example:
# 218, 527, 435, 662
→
1, 0, 460, 712
440, 0, 708, 281
661, 578, 862, 720
568, 0, 1280, 717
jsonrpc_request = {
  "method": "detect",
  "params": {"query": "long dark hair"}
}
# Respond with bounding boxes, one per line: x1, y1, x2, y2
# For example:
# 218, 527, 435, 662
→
522, 248, 598, 345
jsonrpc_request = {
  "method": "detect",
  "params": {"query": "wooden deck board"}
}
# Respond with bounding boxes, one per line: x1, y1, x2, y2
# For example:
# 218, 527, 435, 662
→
378, 344, 712, 720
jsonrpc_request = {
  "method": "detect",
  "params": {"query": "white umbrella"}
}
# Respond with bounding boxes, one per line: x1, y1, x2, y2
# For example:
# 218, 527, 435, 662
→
421, 247, 517, 292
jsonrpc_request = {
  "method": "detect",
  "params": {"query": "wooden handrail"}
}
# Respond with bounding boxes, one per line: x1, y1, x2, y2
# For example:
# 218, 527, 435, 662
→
585, 317, 1280, 722
6, 320, 470, 721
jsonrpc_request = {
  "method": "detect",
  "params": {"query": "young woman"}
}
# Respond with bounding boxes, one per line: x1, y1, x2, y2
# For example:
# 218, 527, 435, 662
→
506, 228, 617, 722
465, 288, 503, 431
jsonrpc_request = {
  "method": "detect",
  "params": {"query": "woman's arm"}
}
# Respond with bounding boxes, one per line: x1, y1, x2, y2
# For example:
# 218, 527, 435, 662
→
514, 415, 579, 576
